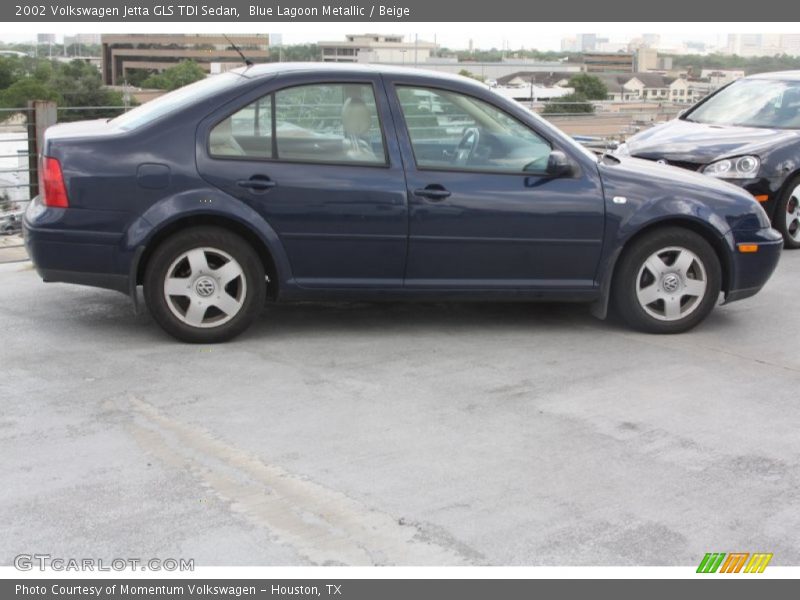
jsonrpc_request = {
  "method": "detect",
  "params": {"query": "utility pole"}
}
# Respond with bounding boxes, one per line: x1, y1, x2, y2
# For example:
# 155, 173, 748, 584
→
122, 79, 130, 110
531, 76, 535, 109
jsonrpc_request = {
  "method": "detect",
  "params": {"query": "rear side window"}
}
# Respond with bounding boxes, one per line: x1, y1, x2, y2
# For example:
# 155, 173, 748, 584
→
210, 96, 273, 159
209, 82, 387, 165
275, 83, 386, 165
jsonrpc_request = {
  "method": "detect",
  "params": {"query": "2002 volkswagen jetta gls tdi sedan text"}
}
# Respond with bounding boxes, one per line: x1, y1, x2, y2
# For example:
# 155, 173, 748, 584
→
24, 64, 783, 343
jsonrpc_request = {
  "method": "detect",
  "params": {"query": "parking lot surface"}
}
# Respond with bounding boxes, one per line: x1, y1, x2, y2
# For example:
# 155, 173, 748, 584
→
1, 252, 799, 566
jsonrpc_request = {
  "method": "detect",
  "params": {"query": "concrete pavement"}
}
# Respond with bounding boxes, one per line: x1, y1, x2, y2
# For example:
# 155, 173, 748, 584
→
1, 252, 798, 566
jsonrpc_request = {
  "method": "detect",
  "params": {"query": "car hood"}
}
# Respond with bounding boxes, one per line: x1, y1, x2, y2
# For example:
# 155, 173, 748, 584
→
625, 118, 800, 164
597, 156, 771, 232
602, 154, 753, 196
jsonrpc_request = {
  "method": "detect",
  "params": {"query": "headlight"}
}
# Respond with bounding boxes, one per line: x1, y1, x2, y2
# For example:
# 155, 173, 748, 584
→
614, 142, 629, 156
702, 155, 760, 179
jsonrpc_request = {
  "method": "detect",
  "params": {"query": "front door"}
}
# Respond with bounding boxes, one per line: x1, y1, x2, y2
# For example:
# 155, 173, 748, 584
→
387, 82, 605, 290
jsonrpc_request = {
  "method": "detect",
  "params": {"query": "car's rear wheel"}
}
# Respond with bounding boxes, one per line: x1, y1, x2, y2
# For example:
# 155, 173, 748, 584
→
775, 178, 800, 249
612, 227, 721, 333
144, 226, 266, 343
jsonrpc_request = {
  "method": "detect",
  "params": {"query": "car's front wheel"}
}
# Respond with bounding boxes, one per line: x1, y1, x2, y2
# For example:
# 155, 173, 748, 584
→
612, 227, 721, 334
144, 226, 266, 343
775, 178, 800, 249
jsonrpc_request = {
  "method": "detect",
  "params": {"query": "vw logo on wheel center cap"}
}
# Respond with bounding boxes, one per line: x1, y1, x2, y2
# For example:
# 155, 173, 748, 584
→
662, 273, 681, 293
194, 276, 216, 297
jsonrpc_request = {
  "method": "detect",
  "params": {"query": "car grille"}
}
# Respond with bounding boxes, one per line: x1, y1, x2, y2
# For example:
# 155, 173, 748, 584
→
639, 157, 703, 172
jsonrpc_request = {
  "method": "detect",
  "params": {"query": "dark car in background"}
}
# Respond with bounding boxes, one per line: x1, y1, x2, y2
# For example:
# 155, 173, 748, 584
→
618, 71, 800, 248
24, 64, 782, 342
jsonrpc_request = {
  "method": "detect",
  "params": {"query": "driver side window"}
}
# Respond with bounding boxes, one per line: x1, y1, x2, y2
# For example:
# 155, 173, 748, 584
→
396, 86, 552, 174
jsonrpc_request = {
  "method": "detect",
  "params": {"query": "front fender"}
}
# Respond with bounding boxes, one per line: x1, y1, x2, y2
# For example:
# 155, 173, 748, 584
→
123, 187, 293, 294
591, 163, 746, 318
590, 207, 734, 320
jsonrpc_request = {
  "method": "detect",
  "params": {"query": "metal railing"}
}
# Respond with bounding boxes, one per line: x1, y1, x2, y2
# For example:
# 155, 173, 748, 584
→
0, 106, 35, 262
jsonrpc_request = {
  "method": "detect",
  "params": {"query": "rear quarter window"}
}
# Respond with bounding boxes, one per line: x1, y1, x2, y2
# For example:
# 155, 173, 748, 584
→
112, 73, 244, 131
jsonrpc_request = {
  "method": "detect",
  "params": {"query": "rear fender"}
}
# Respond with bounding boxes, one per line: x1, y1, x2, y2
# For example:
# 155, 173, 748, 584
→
123, 188, 292, 303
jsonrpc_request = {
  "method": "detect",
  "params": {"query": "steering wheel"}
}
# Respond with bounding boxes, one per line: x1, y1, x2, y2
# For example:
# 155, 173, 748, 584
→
454, 127, 481, 166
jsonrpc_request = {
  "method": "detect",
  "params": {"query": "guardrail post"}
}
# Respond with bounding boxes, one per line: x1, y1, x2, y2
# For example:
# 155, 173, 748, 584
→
27, 100, 57, 198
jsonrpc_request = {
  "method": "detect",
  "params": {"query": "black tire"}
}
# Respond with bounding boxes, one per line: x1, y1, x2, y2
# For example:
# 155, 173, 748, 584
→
773, 176, 800, 249
612, 227, 722, 334
143, 226, 266, 343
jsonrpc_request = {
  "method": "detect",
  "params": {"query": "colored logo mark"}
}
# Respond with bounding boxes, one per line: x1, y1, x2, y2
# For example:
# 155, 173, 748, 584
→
697, 552, 773, 573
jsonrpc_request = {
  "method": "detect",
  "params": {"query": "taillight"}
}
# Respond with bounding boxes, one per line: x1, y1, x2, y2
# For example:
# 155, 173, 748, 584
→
39, 156, 69, 208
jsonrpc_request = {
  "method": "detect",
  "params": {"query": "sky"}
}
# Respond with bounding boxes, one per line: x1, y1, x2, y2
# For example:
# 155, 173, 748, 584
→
0, 24, 732, 52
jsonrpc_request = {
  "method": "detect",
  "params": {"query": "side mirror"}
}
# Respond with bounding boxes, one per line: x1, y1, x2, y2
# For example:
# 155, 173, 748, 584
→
546, 150, 575, 177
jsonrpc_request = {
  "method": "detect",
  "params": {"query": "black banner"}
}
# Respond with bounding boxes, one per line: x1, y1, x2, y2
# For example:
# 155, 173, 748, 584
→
4, 579, 800, 600
2, 0, 796, 22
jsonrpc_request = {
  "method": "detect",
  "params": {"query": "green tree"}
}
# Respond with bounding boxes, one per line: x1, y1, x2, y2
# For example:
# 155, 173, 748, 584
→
122, 68, 153, 87
268, 44, 319, 62
458, 69, 485, 82
51, 60, 125, 120
542, 93, 594, 114
31, 60, 54, 83
0, 57, 16, 89
0, 77, 59, 109
142, 60, 206, 91
567, 74, 608, 100
0, 59, 126, 121
443, 47, 576, 63
667, 52, 800, 75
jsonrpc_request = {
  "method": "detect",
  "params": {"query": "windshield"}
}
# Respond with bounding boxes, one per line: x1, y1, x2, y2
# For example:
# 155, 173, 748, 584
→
112, 72, 243, 131
685, 78, 800, 129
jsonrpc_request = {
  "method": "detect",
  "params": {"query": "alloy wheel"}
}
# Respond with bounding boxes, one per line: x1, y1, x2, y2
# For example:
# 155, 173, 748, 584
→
163, 246, 247, 328
786, 185, 800, 243
635, 246, 708, 321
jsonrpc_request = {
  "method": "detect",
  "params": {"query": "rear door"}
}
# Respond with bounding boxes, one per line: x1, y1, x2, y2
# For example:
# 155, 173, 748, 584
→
197, 73, 409, 288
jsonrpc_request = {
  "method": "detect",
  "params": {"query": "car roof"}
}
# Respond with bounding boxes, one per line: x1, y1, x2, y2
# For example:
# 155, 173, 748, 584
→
746, 70, 800, 81
232, 61, 485, 87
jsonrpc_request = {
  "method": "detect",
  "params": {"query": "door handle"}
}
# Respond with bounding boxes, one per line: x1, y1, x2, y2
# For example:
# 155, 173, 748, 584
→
413, 185, 451, 201
237, 175, 276, 192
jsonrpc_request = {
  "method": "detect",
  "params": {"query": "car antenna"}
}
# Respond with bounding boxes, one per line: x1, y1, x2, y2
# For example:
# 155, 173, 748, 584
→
224, 34, 253, 67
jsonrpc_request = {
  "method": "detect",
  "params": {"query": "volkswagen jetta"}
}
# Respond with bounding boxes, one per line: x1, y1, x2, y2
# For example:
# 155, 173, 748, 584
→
24, 64, 782, 342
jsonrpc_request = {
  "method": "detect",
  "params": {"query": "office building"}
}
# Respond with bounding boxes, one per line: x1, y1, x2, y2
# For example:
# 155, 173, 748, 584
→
100, 34, 270, 85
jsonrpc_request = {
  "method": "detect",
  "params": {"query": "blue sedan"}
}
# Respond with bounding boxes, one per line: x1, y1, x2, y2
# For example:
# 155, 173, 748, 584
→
24, 64, 782, 342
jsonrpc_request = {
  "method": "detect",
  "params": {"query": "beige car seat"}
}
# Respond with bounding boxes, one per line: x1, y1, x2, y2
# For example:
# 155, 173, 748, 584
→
341, 97, 376, 160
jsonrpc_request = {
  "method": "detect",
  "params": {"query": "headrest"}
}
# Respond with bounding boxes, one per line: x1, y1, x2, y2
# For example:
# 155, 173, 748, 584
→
342, 97, 372, 137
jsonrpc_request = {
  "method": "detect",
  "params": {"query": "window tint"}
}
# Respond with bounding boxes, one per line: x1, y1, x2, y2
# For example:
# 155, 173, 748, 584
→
210, 96, 273, 159
274, 83, 386, 164
397, 86, 552, 173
